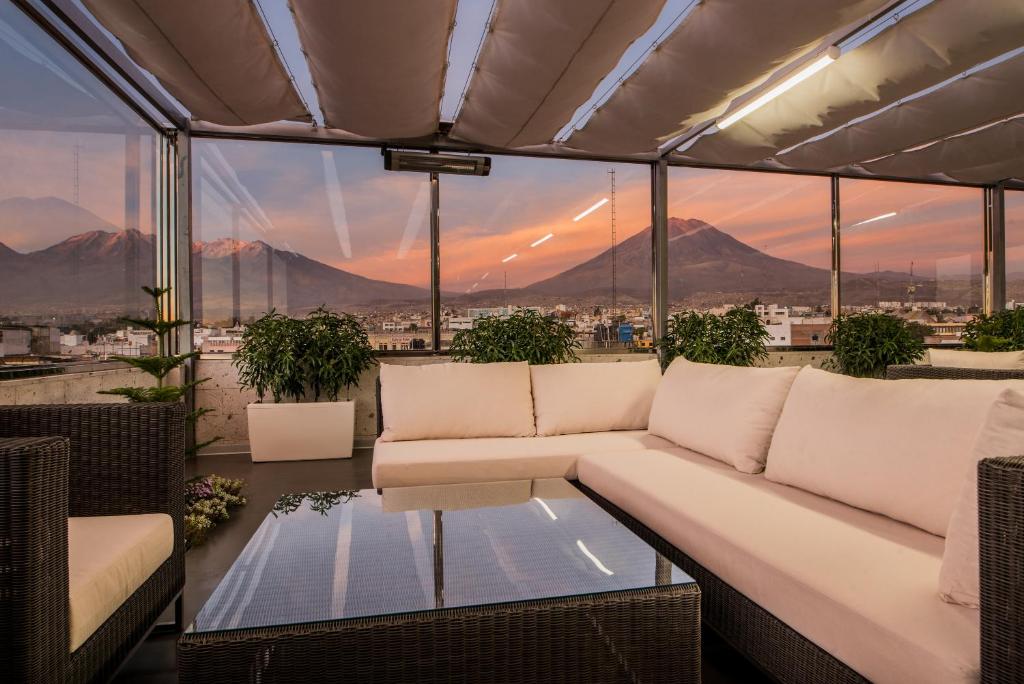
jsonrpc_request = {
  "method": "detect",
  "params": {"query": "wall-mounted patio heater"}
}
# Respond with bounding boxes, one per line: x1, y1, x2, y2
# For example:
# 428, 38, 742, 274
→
384, 149, 491, 176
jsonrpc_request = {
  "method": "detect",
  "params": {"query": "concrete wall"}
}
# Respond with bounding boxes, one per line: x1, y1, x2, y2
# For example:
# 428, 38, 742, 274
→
0, 366, 155, 405
195, 349, 832, 452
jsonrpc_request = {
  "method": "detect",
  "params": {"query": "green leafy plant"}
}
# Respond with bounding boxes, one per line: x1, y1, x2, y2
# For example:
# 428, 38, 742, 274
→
962, 308, 1024, 351
97, 286, 220, 453
449, 309, 581, 364
234, 306, 377, 402
826, 312, 927, 378
658, 307, 770, 367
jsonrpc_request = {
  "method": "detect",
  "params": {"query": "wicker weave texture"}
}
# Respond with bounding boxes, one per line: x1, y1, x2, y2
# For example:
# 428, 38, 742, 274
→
179, 585, 700, 683
0, 403, 185, 684
0, 437, 71, 683
886, 364, 1024, 381
979, 456, 1024, 684
576, 483, 868, 684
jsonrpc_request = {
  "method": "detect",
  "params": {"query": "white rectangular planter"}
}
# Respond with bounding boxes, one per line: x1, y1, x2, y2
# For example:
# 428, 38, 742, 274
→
247, 401, 354, 462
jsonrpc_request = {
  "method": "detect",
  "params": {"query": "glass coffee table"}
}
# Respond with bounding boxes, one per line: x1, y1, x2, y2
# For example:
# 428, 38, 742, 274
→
178, 479, 700, 683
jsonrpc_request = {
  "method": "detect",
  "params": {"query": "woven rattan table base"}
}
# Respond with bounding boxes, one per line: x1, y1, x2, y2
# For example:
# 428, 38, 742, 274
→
178, 584, 700, 683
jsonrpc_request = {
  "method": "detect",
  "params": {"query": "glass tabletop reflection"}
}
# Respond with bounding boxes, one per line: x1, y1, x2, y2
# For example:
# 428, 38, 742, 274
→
190, 478, 694, 634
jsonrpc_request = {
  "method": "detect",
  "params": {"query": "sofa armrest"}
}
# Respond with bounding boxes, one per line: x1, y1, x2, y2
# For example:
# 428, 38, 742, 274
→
979, 455, 1024, 683
0, 437, 71, 681
0, 403, 185, 560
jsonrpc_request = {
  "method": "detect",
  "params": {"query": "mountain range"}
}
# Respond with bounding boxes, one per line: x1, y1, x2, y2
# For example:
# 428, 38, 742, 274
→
0, 196, 981, 320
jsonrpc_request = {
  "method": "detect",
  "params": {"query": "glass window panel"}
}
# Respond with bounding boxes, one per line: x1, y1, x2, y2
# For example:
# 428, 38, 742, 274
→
839, 179, 983, 343
0, 2, 158, 363
1006, 190, 1024, 310
192, 141, 433, 351
439, 156, 652, 351
666, 167, 833, 347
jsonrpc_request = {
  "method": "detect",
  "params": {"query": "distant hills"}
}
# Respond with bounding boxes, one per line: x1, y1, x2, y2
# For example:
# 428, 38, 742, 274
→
0, 196, 984, 320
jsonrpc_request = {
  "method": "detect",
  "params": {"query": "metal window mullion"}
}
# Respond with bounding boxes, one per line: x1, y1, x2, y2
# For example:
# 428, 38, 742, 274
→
986, 184, 1006, 314
831, 175, 841, 317
652, 160, 668, 346
430, 172, 441, 351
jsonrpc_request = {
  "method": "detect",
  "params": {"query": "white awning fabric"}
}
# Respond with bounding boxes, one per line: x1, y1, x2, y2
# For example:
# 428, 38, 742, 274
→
860, 115, 1024, 185
563, 0, 890, 156
780, 51, 1024, 173
290, 0, 456, 139
449, 0, 665, 149
81, 0, 309, 126
678, 0, 1024, 168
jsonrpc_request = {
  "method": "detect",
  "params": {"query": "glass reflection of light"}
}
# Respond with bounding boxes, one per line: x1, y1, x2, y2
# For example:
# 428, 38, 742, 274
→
576, 540, 614, 576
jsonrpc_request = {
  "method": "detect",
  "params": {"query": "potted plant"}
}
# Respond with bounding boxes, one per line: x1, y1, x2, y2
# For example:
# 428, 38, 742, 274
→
962, 308, 1024, 351
449, 309, 580, 363
98, 286, 220, 454
826, 312, 927, 378
657, 307, 770, 367
234, 306, 376, 461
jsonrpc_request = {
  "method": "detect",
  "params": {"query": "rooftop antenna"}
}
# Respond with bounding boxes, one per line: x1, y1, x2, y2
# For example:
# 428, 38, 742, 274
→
609, 168, 617, 318
907, 261, 917, 309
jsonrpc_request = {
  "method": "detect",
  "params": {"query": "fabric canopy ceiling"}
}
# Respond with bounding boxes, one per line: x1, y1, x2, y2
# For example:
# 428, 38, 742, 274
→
677, 0, 1024, 169
289, 0, 456, 139
781, 50, 1024, 176
81, 0, 309, 126
450, 0, 664, 149
72, 0, 1024, 185
861, 115, 1024, 185
563, 0, 891, 155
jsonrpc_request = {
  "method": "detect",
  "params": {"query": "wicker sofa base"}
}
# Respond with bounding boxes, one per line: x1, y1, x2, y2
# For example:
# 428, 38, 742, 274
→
178, 585, 700, 684
576, 483, 867, 684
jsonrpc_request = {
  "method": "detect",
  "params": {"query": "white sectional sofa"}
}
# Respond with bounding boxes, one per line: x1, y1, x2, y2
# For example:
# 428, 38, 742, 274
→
373, 358, 1024, 683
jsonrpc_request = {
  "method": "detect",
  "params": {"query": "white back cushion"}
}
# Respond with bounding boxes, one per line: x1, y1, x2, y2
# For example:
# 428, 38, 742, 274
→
766, 367, 1019, 536
929, 348, 1024, 370
531, 359, 662, 436
647, 358, 799, 473
940, 389, 1024, 607
379, 362, 535, 441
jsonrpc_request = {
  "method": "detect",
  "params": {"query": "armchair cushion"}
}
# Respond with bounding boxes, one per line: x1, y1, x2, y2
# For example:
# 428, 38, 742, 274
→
68, 514, 173, 651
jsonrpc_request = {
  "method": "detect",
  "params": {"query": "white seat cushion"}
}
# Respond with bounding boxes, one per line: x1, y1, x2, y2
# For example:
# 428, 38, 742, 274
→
930, 348, 1024, 370
530, 359, 662, 436
371, 431, 674, 488
941, 389, 1024, 607
578, 448, 979, 684
379, 361, 536, 441
68, 514, 174, 651
766, 367, 1022, 536
647, 358, 799, 473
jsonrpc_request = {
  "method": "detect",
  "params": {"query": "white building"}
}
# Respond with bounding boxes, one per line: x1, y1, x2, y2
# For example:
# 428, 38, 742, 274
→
447, 317, 475, 330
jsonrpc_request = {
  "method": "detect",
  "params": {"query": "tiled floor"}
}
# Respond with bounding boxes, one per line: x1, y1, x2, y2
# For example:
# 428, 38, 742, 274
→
115, 449, 769, 683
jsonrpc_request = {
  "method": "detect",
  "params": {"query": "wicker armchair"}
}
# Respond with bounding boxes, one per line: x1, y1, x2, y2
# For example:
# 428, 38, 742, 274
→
886, 364, 1024, 381
0, 403, 185, 684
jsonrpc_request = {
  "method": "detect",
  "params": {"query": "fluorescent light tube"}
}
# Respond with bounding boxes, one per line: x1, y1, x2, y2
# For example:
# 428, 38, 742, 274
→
718, 47, 839, 130
573, 198, 609, 222
850, 211, 897, 228
531, 233, 554, 247
502, 253, 518, 263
